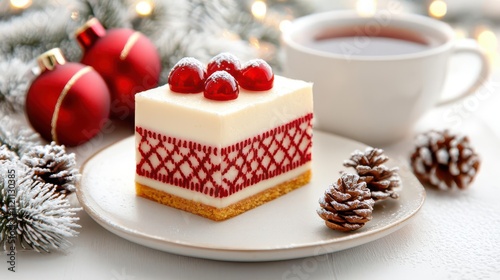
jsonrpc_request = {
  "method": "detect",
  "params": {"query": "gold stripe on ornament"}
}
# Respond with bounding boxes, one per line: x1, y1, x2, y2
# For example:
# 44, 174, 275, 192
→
50, 66, 93, 144
120, 32, 141, 60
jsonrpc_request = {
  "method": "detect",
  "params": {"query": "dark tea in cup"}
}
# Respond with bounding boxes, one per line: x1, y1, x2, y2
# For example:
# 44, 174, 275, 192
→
303, 26, 441, 56
283, 11, 489, 145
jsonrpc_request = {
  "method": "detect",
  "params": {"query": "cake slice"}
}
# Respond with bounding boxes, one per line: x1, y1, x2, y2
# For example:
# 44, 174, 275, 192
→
135, 56, 313, 221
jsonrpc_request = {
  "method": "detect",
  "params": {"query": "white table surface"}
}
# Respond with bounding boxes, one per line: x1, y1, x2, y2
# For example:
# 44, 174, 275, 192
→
2, 57, 500, 280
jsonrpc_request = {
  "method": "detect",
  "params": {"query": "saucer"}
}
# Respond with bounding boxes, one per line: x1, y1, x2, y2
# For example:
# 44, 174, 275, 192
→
77, 130, 425, 261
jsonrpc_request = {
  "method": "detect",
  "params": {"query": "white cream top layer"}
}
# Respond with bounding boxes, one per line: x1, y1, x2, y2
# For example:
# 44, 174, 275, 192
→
135, 75, 313, 146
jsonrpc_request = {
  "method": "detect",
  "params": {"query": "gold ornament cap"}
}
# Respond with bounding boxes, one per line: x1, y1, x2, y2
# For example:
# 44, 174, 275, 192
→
37, 48, 66, 72
75, 18, 106, 50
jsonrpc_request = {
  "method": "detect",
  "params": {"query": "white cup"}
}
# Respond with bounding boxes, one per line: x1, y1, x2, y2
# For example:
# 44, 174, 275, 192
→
282, 10, 489, 146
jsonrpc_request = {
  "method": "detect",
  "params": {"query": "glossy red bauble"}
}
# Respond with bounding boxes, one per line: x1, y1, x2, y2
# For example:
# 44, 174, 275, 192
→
168, 57, 206, 93
25, 48, 110, 146
204, 71, 239, 101
76, 18, 161, 122
238, 59, 274, 91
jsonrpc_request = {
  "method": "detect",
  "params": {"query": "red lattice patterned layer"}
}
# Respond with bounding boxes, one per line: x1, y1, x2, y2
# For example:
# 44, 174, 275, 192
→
136, 113, 313, 198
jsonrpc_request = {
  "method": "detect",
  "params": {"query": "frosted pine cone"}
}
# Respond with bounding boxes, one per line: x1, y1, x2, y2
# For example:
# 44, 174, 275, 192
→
317, 173, 375, 232
344, 148, 400, 201
21, 142, 79, 194
411, 130, 480, 190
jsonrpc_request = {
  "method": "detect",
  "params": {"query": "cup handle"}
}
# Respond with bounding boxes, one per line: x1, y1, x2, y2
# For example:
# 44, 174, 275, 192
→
437, 39, 490, 106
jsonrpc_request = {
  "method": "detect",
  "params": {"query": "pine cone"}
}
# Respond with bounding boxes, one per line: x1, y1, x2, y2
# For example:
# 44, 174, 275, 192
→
317, 173, 375, 232
410, 130, 480, 190
344, 148, 400, 201
21, 142, 79, 194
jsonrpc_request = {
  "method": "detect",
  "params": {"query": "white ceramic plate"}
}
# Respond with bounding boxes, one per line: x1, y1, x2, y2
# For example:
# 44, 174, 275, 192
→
77, 130, 425, 262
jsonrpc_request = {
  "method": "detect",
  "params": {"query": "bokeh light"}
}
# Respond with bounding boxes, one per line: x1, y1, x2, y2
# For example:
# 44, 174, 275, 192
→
356, 0, 377, 17
429, 0, 447, 19
477, 29, 498, 52
10, 0, 32, 9
252, 1, 267, 20
136, 0, 153, 17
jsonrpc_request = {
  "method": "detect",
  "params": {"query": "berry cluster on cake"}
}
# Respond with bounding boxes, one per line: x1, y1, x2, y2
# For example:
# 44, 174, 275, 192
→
135, 53, 313, 221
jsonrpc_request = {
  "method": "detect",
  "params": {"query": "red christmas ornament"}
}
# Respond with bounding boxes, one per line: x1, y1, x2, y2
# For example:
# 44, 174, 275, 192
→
75, 18, 161, 122
25, 48, 111, 147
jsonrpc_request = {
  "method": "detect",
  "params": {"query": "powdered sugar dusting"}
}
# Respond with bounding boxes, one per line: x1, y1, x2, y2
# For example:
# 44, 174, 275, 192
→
207, 70, 237, 87
243, 58, 272, 71
207, 70, 235, 81
168, 57, 205, 80
209, 53, 240, 67
175, 57, 204, 69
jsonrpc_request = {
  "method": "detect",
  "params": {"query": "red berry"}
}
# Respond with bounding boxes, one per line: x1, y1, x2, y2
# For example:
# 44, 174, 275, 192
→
207, 53, 241, 78
168, 57, 205, 93
238, 59, 274, 91
204, 71, 239, 101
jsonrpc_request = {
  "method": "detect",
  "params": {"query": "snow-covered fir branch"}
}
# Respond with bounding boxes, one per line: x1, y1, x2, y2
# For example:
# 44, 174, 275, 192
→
0, 116, 40, 157
0, 164, 81, 253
